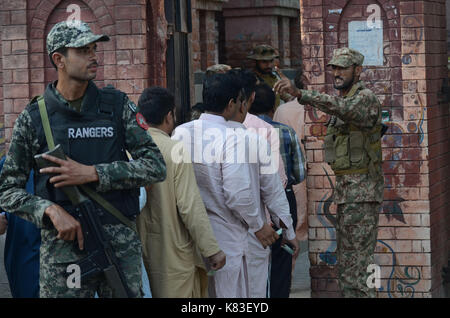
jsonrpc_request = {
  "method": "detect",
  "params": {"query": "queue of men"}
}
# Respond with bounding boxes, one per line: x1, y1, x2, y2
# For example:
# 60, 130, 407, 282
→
0, 19, 383, 299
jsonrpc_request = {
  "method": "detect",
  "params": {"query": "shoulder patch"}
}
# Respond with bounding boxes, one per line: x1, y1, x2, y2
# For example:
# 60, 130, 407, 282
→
136, 112, 149, 130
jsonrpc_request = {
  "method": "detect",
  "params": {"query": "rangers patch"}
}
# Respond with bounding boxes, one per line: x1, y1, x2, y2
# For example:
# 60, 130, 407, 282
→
136, 113, 149, 130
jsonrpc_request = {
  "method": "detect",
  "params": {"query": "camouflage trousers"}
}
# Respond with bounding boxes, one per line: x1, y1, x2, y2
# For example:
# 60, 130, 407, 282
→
39, 224, 143, 298
336, 202, 380, 298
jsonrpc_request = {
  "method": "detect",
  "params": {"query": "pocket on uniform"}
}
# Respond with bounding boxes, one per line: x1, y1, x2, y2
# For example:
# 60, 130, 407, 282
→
334, 135, 350, 170
324, 135, 336, 164
349, 131, 364, 164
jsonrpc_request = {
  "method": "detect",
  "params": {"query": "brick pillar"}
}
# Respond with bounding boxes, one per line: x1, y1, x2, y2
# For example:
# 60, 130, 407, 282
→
301, 0, 450, 298
447, 0, 450, 55
191, 0, 226, 73
191, 0, 227, 103
222, 0, 300, 69
423, 1, 450, 297
0, 7, 3, 157
147, 0, 167, 88
1, 0, 29, 151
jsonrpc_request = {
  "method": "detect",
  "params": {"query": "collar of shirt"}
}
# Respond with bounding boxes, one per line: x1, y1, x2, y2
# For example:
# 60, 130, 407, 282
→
344, 80, 365, 98
258, 114, 274, 124
51, 81, 86, 112
255, 71, 276, 80
199, 113, 228, 126
147, 127, 170, 138
224, 120, 246, 129
51, 81, 70, 106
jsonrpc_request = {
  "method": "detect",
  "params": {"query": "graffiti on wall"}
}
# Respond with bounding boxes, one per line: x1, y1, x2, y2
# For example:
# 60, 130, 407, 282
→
315, 166, 422, 297
317, 191, 337, 265
377, 240, 422, 298
401, 16, 424, 66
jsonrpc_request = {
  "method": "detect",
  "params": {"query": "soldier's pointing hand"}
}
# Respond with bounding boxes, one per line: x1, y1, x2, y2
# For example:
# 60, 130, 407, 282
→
273, 67, 302, 99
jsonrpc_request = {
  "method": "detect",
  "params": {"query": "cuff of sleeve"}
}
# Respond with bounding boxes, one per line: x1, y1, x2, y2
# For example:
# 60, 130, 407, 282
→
285, 227, 296, 241
204, 246, 222, 259
271, 215, 281, 228
297, 89, 310, 105
37, 200, 56, 229
93, 164, 110, 192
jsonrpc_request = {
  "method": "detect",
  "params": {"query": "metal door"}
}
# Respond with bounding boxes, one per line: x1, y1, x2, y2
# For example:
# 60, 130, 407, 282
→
165, 0, 192, 125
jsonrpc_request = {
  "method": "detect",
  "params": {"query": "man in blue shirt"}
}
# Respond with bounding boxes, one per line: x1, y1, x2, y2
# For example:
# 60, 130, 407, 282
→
1, 154, 152, 298
0, 156, 40, 298
250, 83, 306, 298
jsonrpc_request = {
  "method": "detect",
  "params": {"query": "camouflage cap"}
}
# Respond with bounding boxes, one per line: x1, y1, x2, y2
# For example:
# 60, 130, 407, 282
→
46, 20, 110, 54
327, 47, 365, 68
247, 44, 279, 61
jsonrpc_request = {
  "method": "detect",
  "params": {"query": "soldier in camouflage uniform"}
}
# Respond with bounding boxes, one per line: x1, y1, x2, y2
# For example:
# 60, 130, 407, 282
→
0, 20, 167, 297
247, 44, 294, 108
274, 48, 384, 298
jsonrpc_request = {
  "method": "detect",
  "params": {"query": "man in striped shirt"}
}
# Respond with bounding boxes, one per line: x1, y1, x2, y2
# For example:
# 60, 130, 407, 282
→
251, 83, 306, 298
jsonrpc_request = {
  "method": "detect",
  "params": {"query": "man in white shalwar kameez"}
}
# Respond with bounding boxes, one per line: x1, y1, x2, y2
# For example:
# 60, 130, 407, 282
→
172, 72, 280, 298
224, 69, 299, 298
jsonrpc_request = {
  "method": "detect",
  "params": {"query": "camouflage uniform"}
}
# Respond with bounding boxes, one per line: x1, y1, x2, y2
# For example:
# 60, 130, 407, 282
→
247, 44, 293, 108
0, 21, 167, 298
298, 48, 383, 298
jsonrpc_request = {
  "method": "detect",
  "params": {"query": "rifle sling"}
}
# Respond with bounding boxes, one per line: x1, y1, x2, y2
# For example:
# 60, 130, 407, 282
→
37, 96, 55, 150
37, 96, 137, 232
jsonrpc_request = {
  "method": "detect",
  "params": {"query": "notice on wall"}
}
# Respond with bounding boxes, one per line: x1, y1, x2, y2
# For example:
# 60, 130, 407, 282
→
348, 21, 383, 66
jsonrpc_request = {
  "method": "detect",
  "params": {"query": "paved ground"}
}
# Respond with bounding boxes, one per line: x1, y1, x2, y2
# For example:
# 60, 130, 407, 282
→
0, 235, 310, 299
0, 235, 12, 298
290, 240, 311, 298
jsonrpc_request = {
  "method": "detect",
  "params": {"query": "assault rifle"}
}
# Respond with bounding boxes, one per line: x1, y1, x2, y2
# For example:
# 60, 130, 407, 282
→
35, 144, 133, 297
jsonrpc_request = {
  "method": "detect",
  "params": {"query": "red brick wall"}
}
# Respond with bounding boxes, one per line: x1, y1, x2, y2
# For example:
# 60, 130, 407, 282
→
0, 0, 168, 149
1, 0, 28, 150
0, 10, 3, 157
301, 0, 450, 298
222, 0, 301, 69
147, 0, 167, 87
423, 0, 450, 297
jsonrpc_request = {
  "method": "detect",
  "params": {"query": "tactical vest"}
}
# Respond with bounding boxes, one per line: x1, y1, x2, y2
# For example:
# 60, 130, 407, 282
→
28, 82, 139, 223
323, 86, 382, 177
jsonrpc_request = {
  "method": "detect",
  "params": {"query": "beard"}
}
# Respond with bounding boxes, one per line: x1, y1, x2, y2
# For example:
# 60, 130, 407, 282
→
256, 63, 272, 75
69, 71, 96, 82
333, 73, 355, 90
68, 62, 98, 82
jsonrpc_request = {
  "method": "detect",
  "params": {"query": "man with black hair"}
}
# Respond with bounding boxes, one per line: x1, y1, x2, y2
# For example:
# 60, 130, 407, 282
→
0, 20, 166, 298
172, 72, 280, 297
227, 69, 298, 298
274, 48, 383, 298
247, 44, 294, 109
136, 87, 225, 297
251, 83, 306, 298
273, 69, 309, 243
